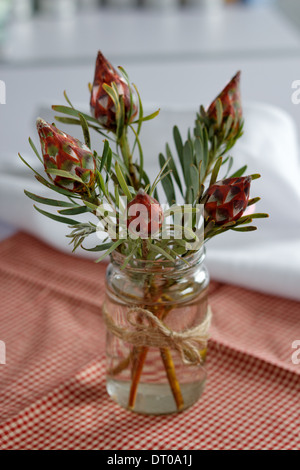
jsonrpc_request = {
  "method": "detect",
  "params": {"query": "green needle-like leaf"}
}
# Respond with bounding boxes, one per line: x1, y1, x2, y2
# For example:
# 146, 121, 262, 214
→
173, 126, 184, 171
118, 65, 134, 121
165, 143, 183, 196
224, 115, 234, 139
132, 109, 160, 124
82, 200, 101, 212
202, 127, 209, 169
63, 90, 75, 108
132, 83, 144, 138
52, 105, 100, 126
97, 171, 110, 200
216, 99, 223, 128
190, 164, 199, 196
47, 168, 84, 184
20, 153, 79, 198
230, 165, 247, 178
82, 242, 114, 252
209, 156, 223, 186
116, 93, 125, 140
129, 124, 144, 182
225, 156, 234, 177
231, 226, 257, 232
95, 239, 123, 262
34, 205, 80, 225
28, 138, 43, 164
150, 157, 171, 196
24, 190, 75, 207
78, 112, 91, 149
247, 196, 261, 207
182, 141, 193, 188
106, 146, 113, 173
34, 174, 80, 198
158, 153, 176, 206
246, 213, 269, 219
114, 185, 120, 209
99, 140, 109, 172
59, 206, 89, 215
115, 162, 132, 200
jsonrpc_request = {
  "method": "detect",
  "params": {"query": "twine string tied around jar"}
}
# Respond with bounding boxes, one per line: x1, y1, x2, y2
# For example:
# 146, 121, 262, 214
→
102, 304, 212, 365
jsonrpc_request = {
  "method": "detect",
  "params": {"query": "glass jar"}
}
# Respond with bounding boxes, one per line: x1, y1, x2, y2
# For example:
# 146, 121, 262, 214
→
104, 248, 210, 415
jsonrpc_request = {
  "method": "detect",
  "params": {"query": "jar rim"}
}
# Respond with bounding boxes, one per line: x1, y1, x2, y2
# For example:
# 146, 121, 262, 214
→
110, 247, 206, 273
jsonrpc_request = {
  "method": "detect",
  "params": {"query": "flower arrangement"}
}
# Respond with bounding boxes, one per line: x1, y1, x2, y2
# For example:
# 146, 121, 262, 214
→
20, 51, 268, 414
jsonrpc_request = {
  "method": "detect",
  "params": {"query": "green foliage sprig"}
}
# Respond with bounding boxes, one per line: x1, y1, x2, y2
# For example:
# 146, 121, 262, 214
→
20, 57, 268, 265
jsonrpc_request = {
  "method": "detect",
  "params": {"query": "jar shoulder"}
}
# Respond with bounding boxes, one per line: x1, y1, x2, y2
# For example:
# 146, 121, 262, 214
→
106, 261, 210, 307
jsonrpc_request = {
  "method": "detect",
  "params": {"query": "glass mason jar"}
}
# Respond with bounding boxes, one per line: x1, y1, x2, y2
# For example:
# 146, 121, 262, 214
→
104, 248, 210, 415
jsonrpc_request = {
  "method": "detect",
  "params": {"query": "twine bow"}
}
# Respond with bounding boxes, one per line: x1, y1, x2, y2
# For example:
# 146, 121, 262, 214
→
102, 304, 212, 365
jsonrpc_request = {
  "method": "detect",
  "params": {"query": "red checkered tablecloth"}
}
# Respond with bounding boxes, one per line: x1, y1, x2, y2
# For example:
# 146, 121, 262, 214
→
0, 233, 299, 450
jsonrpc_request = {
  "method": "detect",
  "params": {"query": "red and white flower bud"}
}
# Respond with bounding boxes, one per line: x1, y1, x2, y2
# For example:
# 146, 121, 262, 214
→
204, 176, 251, 225
36, 118, 96, 193
207, 71, 242, 139
90, 51, 138, 132
127, 190, 164, 238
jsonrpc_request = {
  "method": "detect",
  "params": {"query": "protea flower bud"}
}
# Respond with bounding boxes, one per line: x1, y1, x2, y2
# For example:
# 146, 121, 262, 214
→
90, 51, 138, 132
127, 189, 164, 238
207, 71, 242, 139
36, 118, 96, 193
204, 176, 251, 225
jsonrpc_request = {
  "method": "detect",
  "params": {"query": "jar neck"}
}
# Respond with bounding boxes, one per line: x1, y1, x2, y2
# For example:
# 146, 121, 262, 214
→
106, 247, 208, 307
110, 248, 206, 276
